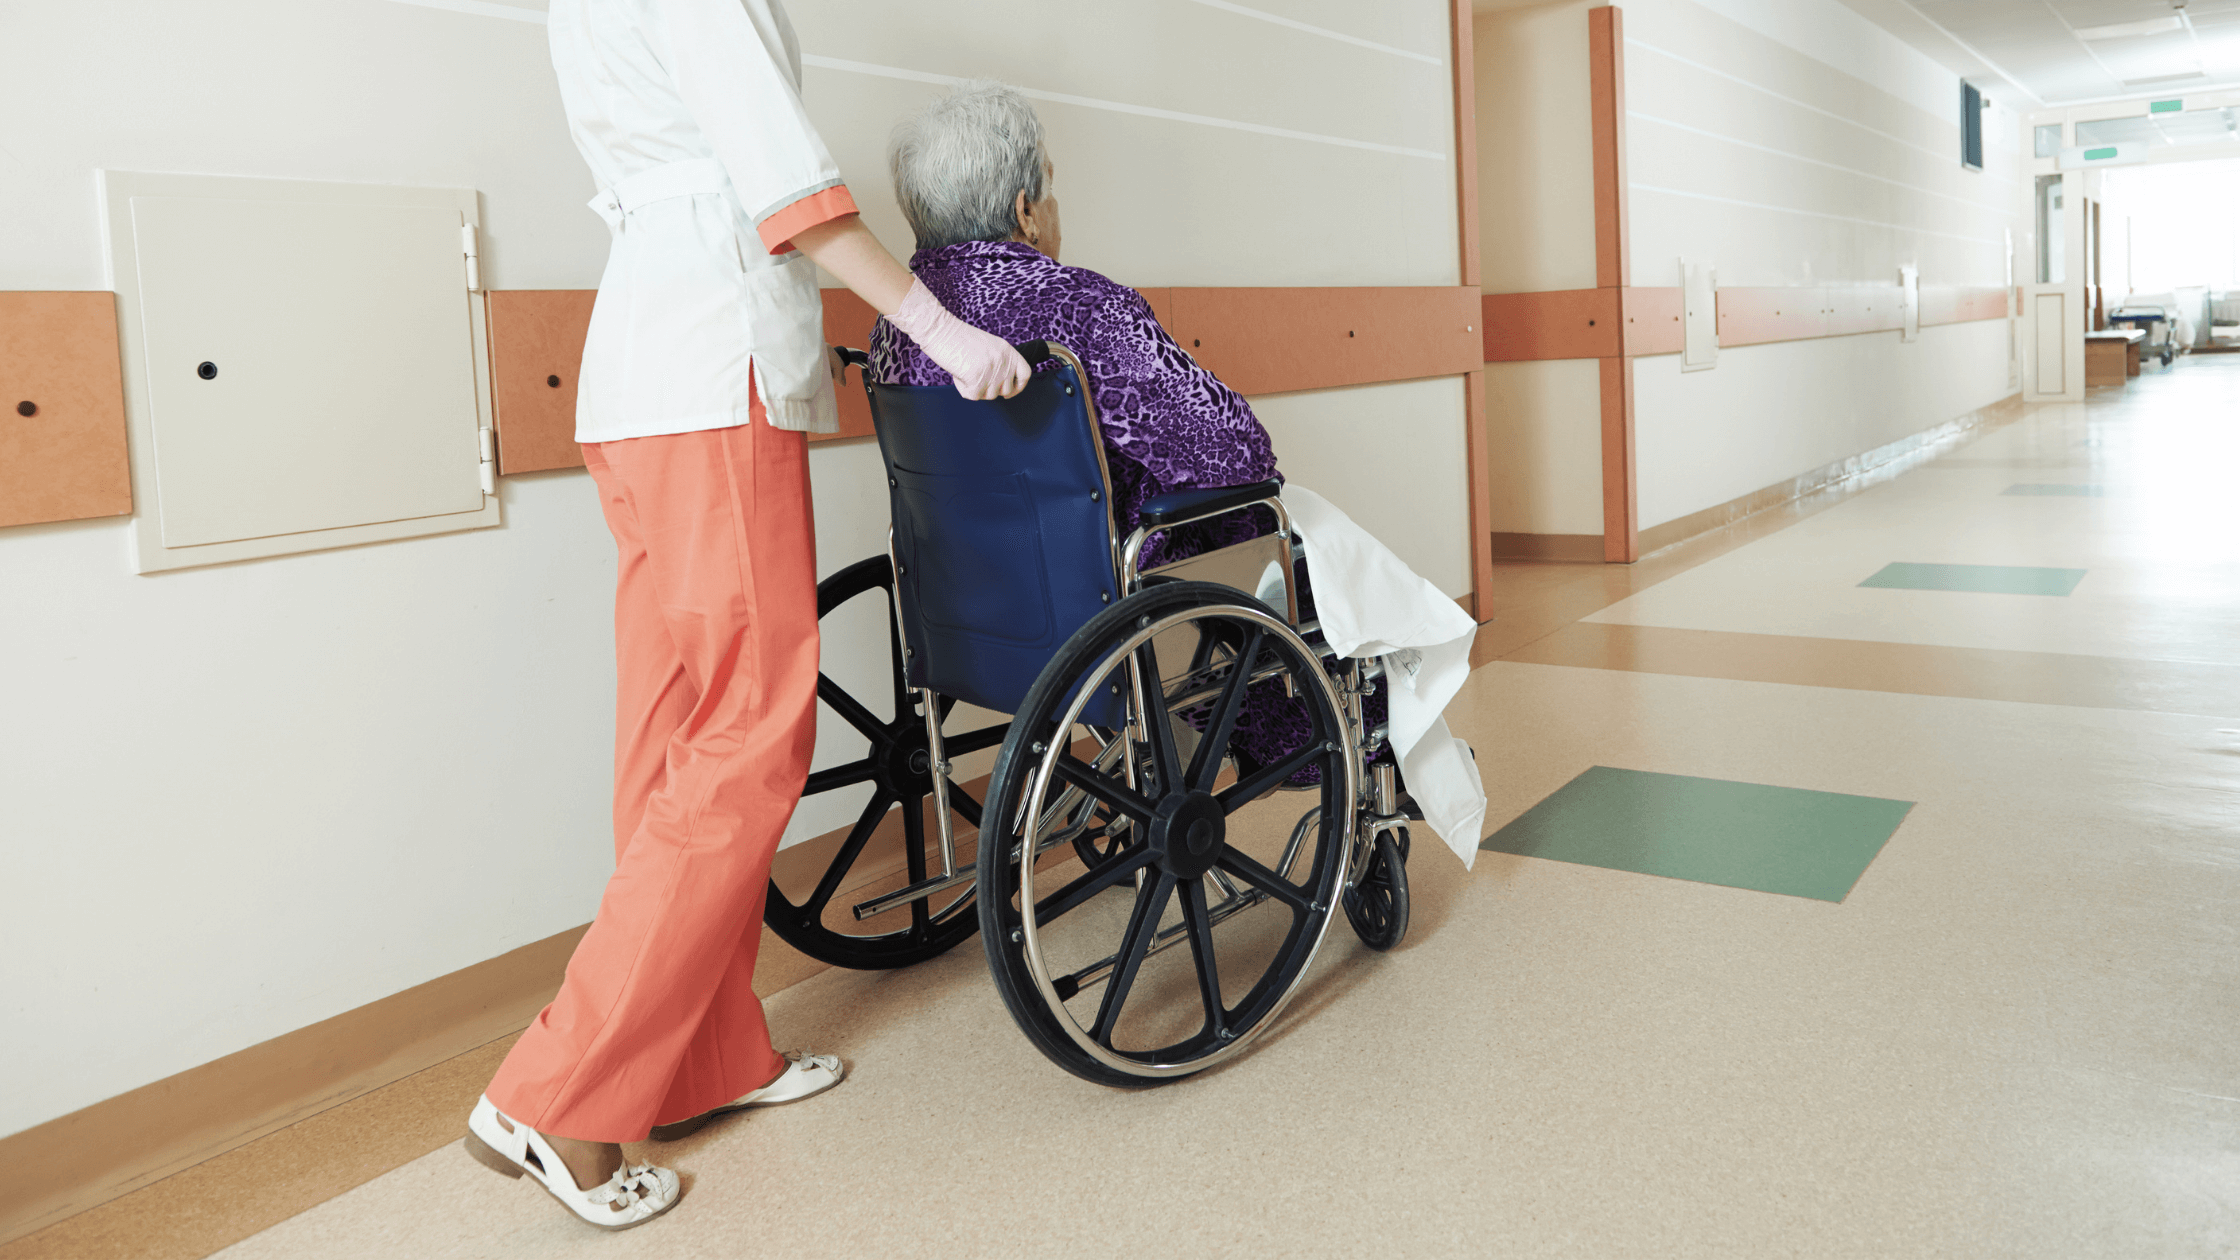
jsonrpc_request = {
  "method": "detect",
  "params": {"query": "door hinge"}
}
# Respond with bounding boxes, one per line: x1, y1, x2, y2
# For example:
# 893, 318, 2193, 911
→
478, 426, 496, 494
461, 222, 482, 292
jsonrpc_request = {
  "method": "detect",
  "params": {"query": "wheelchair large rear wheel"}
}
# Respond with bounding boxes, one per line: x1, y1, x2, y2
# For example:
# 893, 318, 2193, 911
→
977, 581, 1355, 1086
763, 556, 1008, 970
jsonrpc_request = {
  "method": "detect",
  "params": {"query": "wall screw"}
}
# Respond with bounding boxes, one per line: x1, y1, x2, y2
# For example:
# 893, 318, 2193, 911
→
14, 401, 33, 417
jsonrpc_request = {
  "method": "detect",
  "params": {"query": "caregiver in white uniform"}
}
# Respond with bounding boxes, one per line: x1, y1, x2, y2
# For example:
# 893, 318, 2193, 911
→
459, 0, 1028, 1232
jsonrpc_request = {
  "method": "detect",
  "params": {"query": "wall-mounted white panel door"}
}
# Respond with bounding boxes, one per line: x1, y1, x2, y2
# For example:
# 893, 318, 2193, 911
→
103, 171, 498, 572
133, 197, 484, 547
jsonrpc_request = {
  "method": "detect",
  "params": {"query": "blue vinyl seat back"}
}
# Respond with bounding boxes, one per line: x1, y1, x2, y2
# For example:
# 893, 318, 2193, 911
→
865, 356, 1127, 727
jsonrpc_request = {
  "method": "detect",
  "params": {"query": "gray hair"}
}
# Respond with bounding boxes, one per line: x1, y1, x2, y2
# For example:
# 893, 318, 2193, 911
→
889, 81, 1047, 251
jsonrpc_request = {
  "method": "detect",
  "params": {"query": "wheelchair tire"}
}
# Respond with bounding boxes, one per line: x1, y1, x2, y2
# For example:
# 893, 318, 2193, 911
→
976, 581, 1355, 1086
1343, 828, 1410, 952
761, 556, 1008, 970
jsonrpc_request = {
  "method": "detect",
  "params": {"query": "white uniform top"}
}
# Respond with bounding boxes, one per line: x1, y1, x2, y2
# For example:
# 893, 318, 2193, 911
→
549, 0, 845, 442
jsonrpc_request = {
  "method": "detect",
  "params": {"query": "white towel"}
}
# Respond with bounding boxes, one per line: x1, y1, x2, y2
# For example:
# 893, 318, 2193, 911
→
1280, 485, 1486, 867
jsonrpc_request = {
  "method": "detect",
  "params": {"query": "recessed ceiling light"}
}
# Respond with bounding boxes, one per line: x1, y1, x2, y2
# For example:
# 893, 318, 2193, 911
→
2122, 69, 2210, 85
2075, 15, 2187, 39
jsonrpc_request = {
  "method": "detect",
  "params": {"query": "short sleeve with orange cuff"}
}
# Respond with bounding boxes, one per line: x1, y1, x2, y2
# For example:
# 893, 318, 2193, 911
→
755, 185, 860, 254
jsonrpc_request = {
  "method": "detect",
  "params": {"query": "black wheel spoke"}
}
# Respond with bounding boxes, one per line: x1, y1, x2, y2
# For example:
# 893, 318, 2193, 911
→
1053, 754, 1157, 824
804, 791, 893, 916
1216, 742, 1328, 815
1181, 878, 1227, 1038
944, 723, 1011, 757
900, 792, 931, 932
803, 759, 877, 796
1032, 844, 1157, 922
1186, 626, 1263, 793
769, 556, 982, 972
1217, 846, 1315, 915
1133, 637, 1185, 795
1091, 871, 1178, 1045
818, 674, 890, 742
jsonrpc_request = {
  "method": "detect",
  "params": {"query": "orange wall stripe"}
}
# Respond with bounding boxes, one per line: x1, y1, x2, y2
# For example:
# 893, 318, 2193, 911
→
0, 292, 132, 528
487, 286, 1486, 475
1164, 287, 1481, 396
486, 290, 595, 475
1482, 289, 1621, 361
1470, 285, 2015, 363
1622, 286, 1685, 356
1716, 286, 1831, 346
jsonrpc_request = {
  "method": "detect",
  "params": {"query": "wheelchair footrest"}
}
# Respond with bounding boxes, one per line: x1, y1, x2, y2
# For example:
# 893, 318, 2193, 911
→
853, 867, 975, 921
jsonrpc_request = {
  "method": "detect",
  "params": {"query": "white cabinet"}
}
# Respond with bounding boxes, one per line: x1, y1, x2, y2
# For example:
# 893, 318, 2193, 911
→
101, 171, 499, 572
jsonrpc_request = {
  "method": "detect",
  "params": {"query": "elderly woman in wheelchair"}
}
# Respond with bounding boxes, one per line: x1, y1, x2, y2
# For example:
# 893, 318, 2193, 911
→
768, 82, 1486, 1087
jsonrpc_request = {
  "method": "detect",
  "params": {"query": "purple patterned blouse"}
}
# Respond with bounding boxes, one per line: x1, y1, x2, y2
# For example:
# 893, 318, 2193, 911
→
868, 240, 1280, 567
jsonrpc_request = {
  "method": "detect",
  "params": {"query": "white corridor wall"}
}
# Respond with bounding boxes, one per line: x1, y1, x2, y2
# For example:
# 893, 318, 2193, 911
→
1618, 0, 2023, 529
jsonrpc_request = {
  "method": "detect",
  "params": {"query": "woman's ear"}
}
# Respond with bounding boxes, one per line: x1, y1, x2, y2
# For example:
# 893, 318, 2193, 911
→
1013, 189, 1033, 241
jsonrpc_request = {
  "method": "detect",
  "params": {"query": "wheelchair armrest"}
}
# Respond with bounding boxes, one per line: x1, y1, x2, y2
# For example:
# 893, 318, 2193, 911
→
1137, 479, 1284, 529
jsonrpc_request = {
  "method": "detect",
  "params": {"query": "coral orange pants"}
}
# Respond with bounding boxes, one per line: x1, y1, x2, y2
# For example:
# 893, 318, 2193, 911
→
487, 411, 816, 1142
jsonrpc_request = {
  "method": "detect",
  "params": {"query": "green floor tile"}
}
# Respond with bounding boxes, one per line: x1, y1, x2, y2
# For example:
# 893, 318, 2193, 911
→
1480, 767, 1913, 903
1859, 561, 2086, 595
2003, 483, 2107, 497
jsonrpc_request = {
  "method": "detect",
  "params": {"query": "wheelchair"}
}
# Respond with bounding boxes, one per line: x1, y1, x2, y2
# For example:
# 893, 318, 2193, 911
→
762, 341, 1413, 1086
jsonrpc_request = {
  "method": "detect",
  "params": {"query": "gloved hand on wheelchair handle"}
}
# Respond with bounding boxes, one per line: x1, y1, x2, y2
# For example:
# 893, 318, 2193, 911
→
887, 278, 1033, 401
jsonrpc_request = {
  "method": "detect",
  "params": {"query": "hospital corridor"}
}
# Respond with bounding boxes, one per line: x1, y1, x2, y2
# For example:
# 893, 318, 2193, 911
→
3, 1, 2238, 1257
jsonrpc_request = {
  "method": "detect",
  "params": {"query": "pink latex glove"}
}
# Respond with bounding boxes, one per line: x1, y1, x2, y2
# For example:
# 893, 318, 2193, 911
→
886, 279, 1033, 400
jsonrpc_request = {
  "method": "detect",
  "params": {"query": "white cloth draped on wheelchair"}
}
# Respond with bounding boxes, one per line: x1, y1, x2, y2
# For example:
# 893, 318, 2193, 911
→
1279, 485, 1487, 868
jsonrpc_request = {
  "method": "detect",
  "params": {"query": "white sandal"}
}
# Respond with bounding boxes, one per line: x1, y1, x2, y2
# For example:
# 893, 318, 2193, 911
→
650, 1051, 846, 1141
464, 1095, 680, 1231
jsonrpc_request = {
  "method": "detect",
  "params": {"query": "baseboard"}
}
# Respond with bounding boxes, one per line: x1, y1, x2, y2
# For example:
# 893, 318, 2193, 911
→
0, 793, 973, 1246
1637, 393, 2026, 558
1488, 532, 1604, 562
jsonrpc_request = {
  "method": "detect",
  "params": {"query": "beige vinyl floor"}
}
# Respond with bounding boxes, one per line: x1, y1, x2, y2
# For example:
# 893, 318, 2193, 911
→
68, 360, 2240, 1257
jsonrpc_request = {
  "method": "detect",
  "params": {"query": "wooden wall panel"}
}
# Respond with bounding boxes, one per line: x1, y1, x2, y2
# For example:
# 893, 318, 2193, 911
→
1169, 287, 1481, 396
1481, 289, 1621, 361
486, 290, 593, 475
0, 292, 132, 529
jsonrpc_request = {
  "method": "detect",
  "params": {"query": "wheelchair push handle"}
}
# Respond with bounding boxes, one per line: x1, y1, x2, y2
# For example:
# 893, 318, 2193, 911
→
1012, 340, 1054, 365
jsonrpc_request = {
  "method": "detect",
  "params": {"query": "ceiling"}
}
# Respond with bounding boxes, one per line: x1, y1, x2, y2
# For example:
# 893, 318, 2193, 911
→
1837, 0, 2240, 108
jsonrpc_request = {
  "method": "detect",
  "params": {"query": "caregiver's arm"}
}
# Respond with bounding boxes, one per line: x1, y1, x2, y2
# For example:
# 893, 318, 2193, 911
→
793, 216, 1031, 401
650, 0, 1026, 400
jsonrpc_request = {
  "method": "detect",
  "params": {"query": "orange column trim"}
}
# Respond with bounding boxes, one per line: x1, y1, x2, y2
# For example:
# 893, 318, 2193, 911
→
1589, 6, 1637, 563
1453, 0, 1493, 619
1598, 356, 1638, 564
1588, 9, 1629, 293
